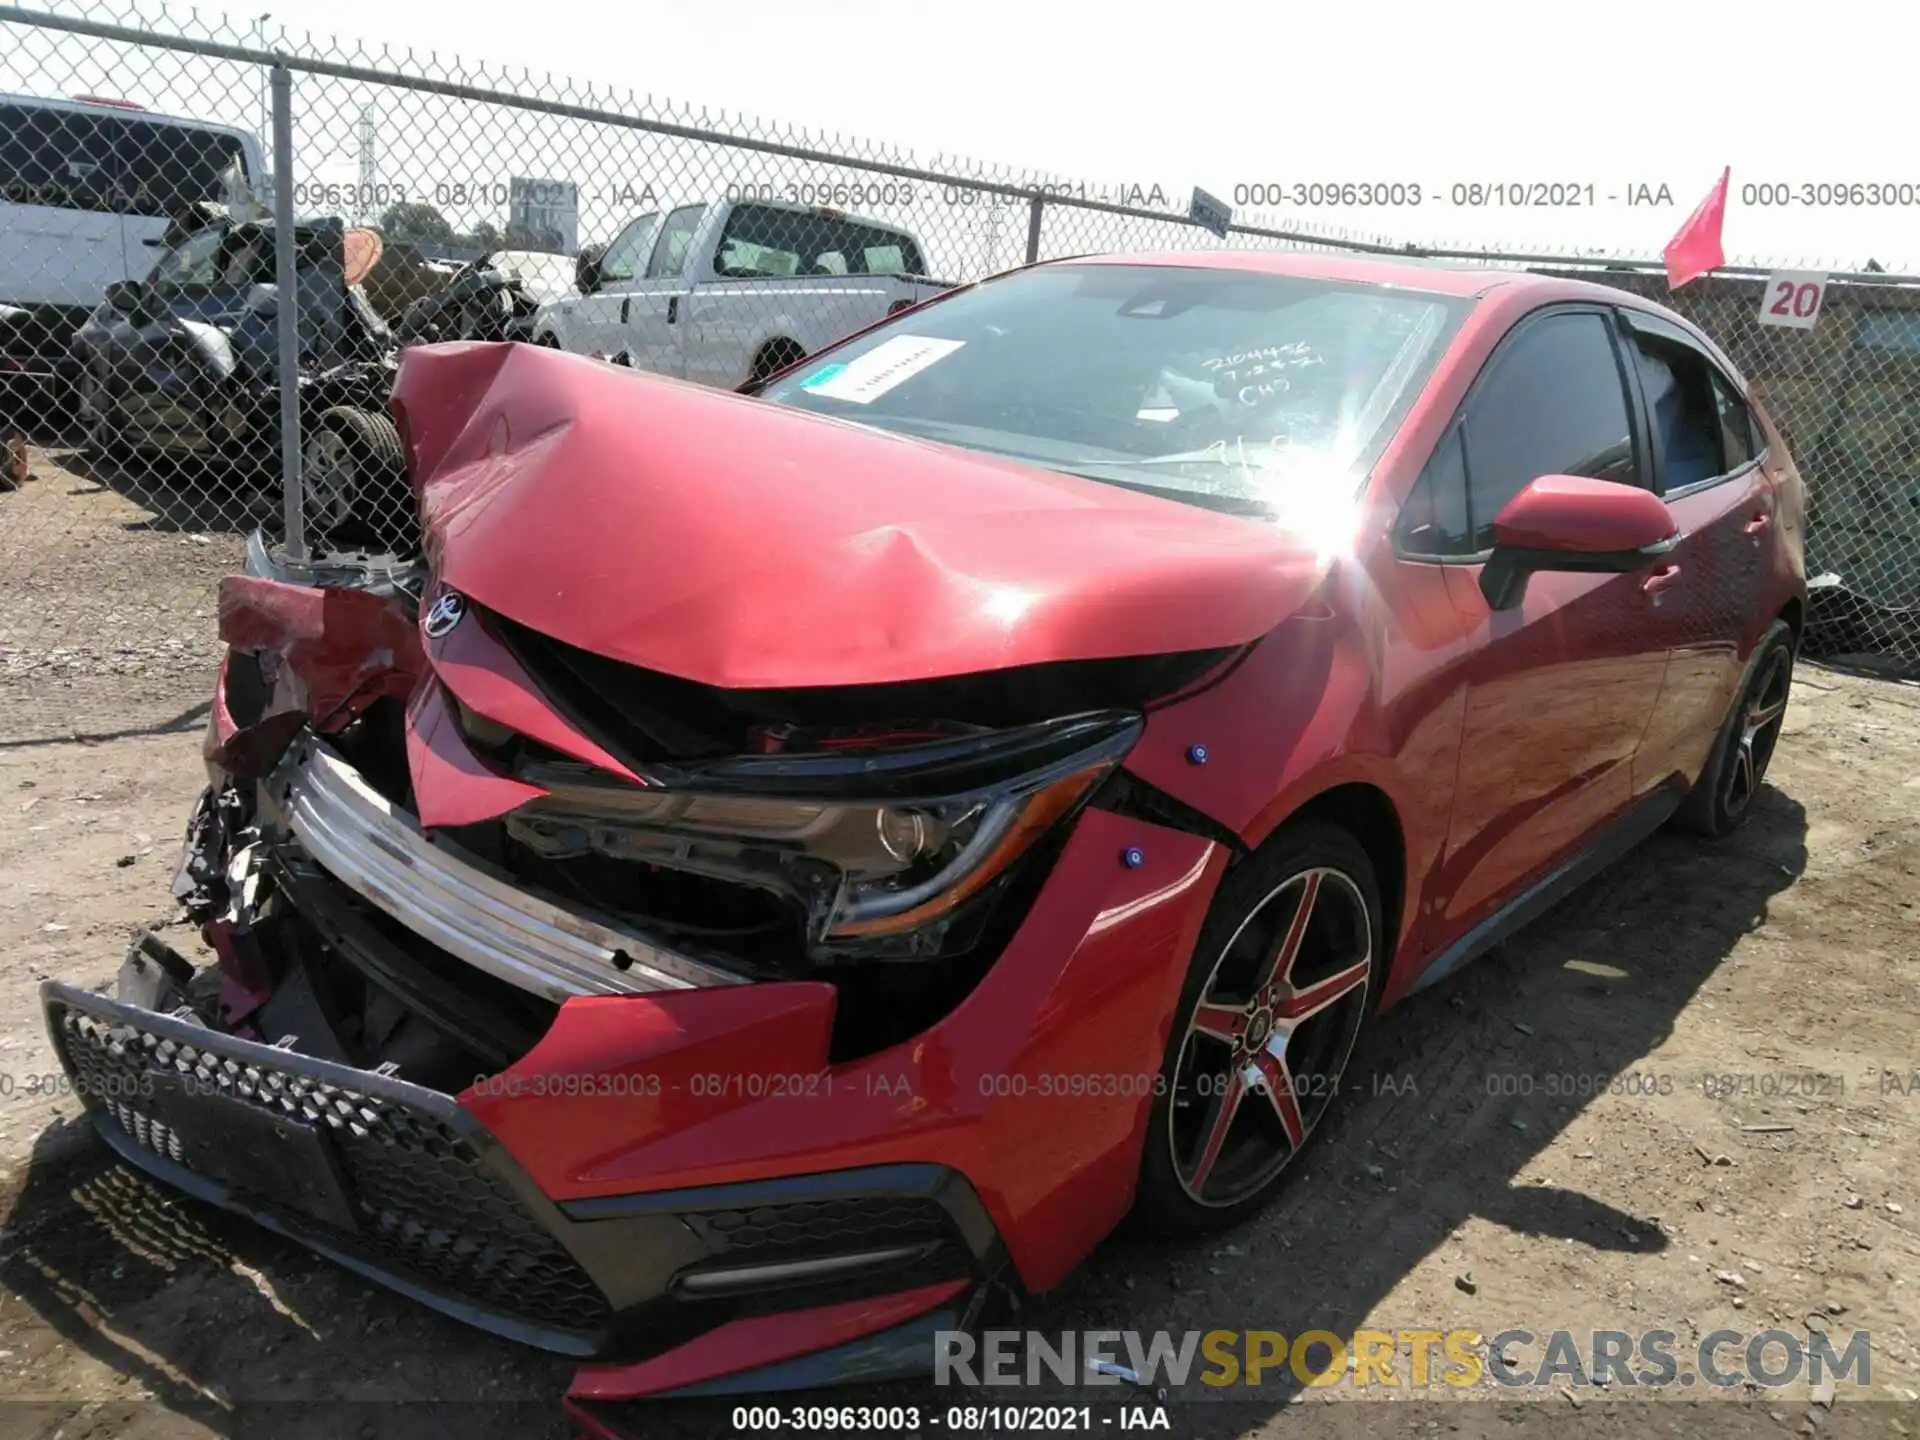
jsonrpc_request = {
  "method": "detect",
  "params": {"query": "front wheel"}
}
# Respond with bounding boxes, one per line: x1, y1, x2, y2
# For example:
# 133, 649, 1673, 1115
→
79, 368, 123, 460
302, 406, 417, 554
1134, 819, 1380, 1235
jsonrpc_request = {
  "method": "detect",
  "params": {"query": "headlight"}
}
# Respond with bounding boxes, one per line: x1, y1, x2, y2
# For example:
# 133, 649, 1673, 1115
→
505, 710, 1141, 958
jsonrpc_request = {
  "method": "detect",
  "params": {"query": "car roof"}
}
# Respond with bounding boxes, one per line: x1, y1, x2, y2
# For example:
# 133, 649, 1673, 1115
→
0, 90, 256, 144
1056, 248, 1634, 302
717, 196, 914, 236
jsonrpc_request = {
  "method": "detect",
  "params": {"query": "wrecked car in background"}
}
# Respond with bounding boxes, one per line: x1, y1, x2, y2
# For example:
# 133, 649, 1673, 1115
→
69, 205, 415, 548
42, 251, 1805, 1425
394, 249, 576, 348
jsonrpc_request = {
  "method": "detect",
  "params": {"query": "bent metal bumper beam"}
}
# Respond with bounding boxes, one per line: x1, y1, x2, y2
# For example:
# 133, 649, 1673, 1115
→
268, 739, 742, 1002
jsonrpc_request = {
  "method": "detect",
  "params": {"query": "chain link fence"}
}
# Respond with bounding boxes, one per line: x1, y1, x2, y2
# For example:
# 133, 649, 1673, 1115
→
3, 1, 1916, 746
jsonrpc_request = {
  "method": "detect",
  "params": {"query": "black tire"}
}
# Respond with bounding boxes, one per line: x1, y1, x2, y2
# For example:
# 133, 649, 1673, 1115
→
78, 368, 125, 462
749, 338, 806, 384
302, 405, 416, 553
1674, 619, 1796, 838
1134, 818, 1382, 1236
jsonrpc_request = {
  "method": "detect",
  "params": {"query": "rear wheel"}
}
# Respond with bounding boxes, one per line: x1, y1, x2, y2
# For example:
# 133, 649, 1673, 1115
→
749, 337, 807, 384
1675, 619, 1796, 838
1135, 819, 1380, 1235
302, 406, 416, 553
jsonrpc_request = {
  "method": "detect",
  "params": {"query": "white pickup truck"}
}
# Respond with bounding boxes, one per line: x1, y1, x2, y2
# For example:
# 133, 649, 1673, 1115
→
530, 198, 953, 387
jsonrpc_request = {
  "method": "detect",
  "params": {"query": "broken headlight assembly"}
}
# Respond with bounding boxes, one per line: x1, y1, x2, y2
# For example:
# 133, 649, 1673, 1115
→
501, 710, 1143, 961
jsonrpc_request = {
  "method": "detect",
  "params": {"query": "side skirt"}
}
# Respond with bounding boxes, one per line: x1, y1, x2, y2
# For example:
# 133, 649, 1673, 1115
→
1407, 787, 1682, 996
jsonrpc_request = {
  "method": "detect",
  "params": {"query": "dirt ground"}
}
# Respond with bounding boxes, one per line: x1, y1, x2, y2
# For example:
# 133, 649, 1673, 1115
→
2, 444, 1919, 1439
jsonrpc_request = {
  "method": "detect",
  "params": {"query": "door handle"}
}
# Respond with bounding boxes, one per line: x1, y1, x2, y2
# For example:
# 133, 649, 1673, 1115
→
1642, 564, 1684, 596
620, 297, 630, 325
667, 296, 679, 324
1743, 512, 1773, 535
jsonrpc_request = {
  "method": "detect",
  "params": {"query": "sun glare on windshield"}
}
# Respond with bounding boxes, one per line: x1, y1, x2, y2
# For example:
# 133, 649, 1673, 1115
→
763, 264, 1470, 518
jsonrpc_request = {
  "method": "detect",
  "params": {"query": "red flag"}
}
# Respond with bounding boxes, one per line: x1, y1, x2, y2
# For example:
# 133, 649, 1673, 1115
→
1664, 167, 1730, 289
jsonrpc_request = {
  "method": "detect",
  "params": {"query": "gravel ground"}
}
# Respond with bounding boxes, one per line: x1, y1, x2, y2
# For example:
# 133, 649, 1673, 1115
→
2, 444, 1919, 1439
0, 441, 257, 746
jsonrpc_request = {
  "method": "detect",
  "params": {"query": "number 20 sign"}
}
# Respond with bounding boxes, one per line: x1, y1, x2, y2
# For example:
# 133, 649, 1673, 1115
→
1759, 271, 1828, 330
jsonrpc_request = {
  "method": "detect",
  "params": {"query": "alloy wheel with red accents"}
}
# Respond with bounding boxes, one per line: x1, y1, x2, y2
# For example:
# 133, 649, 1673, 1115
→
1136, 820, 1381, 1232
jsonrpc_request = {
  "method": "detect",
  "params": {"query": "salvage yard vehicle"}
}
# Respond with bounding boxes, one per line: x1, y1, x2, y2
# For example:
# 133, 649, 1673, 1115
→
531, 197, 950, 384
394, 248, 577, 347
41, 250, 1805, 1421
0, 92, 265, 399
68, 207, 412, 546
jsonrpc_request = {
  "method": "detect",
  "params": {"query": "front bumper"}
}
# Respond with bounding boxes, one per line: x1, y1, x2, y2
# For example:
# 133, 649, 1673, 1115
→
47, 979, 1001, 1367
48, 706, 1228, 1396
276, 739, 741, 999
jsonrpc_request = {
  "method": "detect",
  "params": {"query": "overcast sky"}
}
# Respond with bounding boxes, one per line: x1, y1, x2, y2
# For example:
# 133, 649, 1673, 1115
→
8, 0, 1920, 272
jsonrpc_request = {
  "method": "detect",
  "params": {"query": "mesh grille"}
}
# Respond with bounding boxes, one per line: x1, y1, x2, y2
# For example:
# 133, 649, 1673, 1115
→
55, 1003, 611, 1336
691, 1195, 952, 1260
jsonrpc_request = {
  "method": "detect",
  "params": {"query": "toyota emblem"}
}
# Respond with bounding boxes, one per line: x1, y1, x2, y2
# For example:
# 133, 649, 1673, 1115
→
423, 590, 466, 639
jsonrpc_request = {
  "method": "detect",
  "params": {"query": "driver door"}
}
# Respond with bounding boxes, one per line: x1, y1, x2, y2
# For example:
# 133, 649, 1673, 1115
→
558, 211, 657, 356
1400, 306, 1673, 944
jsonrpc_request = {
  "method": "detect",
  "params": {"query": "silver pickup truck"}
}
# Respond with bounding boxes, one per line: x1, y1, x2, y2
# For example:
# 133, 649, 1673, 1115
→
531, 197, 953, 386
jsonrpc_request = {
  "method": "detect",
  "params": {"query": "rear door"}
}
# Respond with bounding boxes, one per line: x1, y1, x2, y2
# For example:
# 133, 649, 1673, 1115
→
1398, 306, 1671, 938
1615, 308, 1777, 798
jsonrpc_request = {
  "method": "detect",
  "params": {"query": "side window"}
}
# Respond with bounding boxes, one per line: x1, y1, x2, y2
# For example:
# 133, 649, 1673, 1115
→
219, 231, 273, 288
114, 121, 246, 217
1625, 328, 1727, 490
598, 213, 658, 284
1397, 426, 1474, 557
1460, 311, 1637, 549
645, 205, 706, 280
1710, 370, 1756, 470
0, 105, 118, 211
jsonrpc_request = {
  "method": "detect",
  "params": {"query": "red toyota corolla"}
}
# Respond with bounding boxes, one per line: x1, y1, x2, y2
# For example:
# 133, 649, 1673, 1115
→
42, 251, 1804, 1413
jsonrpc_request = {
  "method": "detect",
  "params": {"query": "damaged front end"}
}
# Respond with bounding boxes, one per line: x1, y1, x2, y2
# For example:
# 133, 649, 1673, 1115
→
43, 344, 1277, 1391
46, 530, 1229, 1381
165, 529, 1174, 1080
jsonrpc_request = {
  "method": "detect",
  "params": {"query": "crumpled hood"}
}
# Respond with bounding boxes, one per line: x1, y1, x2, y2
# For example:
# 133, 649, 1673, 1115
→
391, 341, 1335, 690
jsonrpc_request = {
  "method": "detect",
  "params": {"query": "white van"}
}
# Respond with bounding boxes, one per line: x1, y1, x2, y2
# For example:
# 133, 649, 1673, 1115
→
0, 92, 267, 382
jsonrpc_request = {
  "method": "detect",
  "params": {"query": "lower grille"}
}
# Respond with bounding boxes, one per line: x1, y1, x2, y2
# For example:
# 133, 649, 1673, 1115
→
48, 985, 612, 1346
691, 1196, 955, 1261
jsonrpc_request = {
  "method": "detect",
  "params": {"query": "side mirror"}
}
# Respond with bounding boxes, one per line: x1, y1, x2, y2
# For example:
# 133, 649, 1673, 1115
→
1480, 475, 1678, 611
105, 279, 142, 313
574, 242, 606, 296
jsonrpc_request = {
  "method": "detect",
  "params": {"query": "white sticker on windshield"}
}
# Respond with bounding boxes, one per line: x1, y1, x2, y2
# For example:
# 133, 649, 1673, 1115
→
799, 335, 964, 404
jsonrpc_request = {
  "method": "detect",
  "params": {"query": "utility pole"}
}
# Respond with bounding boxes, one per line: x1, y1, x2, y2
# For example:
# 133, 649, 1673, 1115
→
355, 104, 378, 225
979, 201, 1005, 275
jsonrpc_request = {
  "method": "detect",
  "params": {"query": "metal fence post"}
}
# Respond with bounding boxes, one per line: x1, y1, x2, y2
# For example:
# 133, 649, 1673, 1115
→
270, 62, 307, 562
1026, 195, 1044, 265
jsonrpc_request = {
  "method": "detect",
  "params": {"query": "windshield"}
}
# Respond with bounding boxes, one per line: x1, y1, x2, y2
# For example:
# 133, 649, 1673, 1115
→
761, 263, 1468, 515
147, 225, 227, 296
